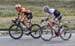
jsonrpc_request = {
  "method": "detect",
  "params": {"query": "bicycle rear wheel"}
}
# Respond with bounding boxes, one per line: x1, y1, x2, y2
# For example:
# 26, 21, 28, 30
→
41, 26, 53, 41
9, 24, 23, 39
30, 24, 42, 39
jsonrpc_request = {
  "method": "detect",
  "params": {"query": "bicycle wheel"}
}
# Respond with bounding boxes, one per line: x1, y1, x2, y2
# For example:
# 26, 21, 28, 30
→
30, 24, 42, 39
60, 26, 72, 41
9, 24, 23, 39
41, 25, 53, 41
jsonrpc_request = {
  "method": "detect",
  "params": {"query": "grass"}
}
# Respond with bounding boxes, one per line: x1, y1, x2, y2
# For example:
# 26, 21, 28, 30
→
0, 6, 75, 17
0, 0, 74, 17
0, 17, 15, 29
0, 0, 74, 30
0, 16, 75, 30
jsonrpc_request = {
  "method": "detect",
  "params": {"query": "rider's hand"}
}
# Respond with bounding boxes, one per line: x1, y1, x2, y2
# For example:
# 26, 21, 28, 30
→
16, 18, 21, 22
45, 18, 49, 21
41, 19, 44, 23
15, 18, 18, 21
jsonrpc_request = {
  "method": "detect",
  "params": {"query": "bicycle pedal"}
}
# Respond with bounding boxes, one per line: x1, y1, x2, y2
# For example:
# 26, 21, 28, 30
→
25, 32, 31, 35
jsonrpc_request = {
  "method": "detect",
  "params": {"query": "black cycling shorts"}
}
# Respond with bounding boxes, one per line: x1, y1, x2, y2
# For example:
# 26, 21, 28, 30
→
54, 10, 60, 17
54, 10, 62, 21
24, 12, 33, 19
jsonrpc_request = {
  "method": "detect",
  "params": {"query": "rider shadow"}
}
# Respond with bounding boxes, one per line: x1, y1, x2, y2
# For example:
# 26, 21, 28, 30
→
40, 37, 71, 44
16, 37, 35, 42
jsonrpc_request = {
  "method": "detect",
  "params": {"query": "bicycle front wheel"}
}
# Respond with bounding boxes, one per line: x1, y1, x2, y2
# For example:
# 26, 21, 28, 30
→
41, 26, 53, 41
30, 24, 42, 39
9, 24, 23, 39
60, 26, 72, 41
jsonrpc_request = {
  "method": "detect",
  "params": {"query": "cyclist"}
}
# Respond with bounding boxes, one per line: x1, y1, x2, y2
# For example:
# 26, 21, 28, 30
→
42, 6, 62, 36
15, 3, 33, 34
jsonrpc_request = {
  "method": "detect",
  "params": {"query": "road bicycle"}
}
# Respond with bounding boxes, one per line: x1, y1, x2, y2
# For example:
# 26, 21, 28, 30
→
9, 18, 42, 39
41, 19, 72, 41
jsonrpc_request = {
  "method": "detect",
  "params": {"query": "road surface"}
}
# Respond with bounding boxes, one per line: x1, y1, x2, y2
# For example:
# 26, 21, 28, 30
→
0, 33, 75, 46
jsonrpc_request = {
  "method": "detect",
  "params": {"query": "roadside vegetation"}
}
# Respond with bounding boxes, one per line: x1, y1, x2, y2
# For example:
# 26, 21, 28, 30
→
0, 0, 75, 30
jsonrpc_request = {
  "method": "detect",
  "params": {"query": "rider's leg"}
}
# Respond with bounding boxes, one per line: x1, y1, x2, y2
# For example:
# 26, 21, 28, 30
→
23, 17, 31, 35
24, 12, 32, 30
24, 17, 31, 30
56, 16, 62, 35
54, 10, 62, 36
26, 20, 31, 30
55, 16, 62, 27
57, 16, 62, 28
17, 15, 22, 22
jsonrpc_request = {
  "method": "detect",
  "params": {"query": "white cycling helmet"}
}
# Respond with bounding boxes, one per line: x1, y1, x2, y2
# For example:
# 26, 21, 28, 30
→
43, 6, 49, 12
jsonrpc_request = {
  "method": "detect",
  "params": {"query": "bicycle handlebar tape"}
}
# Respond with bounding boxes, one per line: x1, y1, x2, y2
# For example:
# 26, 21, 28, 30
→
45, 18, 49, 21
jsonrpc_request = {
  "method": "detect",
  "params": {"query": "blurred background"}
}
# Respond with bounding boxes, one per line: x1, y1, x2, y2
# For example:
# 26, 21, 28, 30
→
0, 0, 75, 30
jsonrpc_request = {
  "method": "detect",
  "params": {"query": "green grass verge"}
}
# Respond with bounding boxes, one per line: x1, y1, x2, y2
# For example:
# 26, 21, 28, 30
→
0, 16, 75, 30
0, 8, 75, 17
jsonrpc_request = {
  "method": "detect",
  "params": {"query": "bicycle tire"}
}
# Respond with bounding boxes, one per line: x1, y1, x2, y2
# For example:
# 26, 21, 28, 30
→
30, 24, 42, 39
41, 25, 53, 41
9, 24, 23, 39
60, 26, 72, 41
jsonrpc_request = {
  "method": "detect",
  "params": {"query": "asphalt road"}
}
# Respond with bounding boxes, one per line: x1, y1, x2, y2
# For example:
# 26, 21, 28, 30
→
0, 33, 75, 46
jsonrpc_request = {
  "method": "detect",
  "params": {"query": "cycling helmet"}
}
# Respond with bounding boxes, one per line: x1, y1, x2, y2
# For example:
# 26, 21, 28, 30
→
15, 4, 22, 8
43, 6, 49, 12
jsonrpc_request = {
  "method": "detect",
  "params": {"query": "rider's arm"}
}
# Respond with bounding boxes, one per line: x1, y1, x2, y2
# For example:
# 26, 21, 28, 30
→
41, 13, 52, 23
17, 12, 22, 22
45, 13, 52, 21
